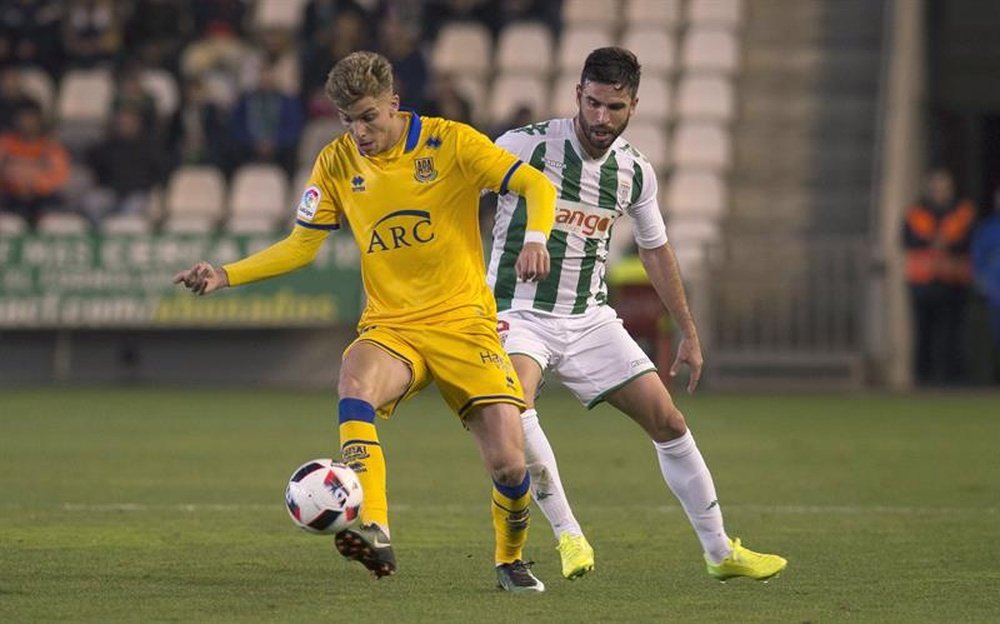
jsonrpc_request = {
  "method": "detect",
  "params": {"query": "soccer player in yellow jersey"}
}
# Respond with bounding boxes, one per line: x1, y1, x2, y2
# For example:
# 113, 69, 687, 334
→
173, 51, 556, 592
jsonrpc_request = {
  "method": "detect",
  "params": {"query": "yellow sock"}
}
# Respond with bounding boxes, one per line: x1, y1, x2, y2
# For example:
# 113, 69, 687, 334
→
339, 398, 388, 531
492, 473, 531, 564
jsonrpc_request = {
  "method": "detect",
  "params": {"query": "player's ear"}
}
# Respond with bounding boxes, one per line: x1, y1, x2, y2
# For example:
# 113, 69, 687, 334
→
389, 93, 400, 112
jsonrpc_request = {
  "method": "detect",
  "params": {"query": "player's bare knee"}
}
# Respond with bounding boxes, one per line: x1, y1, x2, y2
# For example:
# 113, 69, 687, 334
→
648, 405, 688, 442
490, 461, 528, 487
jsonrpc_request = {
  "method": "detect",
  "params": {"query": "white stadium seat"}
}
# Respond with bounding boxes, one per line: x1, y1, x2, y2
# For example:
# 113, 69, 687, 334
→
37, 212, 90, 234
253, 0, 307, 30
687, 0, 744, 28
672, 121, 731, 170
632, 73, 671, 124
562, 0, 621, 30
453, 74, 489, 126
0, 212, 29, 235
624, 0, 683, 28
681, 28, 740, 73
19, 67, 55, 115
298, 118, 344, 167
621, 28, 677, 75
675, 74, 735, 122
162, 214, 217, 234
558, 26, 614, 72
495, 22, 554, 76
228, 164, 289, 220
227, 214, 283, 235
431, 23, 493, 77
625, 120, 670, 171
549, 71, 580, 119
57, 68, 113, 150
489, 74, 549, 126
164, 166, 227, 221
664, 169, 726, 219
101, 213, 153, 235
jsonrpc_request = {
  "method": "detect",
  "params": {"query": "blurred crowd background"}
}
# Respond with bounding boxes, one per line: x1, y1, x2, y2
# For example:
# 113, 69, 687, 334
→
1, 0, 999, 391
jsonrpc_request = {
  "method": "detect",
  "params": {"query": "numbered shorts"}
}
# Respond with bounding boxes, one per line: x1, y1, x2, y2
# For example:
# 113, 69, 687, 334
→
346, 318, 526, 420
497, 306, 657, 408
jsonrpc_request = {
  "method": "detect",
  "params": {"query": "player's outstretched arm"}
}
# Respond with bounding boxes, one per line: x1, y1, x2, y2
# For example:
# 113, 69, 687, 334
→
172, 226, 329, 295
638, 242, 703, 393
506, 164, 556, 282
173, 261, 229, 296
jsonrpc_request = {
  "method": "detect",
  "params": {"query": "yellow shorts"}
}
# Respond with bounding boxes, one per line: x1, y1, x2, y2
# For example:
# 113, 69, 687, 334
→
345, 318, 526, 420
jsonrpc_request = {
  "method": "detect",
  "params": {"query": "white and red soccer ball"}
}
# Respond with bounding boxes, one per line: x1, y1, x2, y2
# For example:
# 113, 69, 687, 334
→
285, 459, 363, 534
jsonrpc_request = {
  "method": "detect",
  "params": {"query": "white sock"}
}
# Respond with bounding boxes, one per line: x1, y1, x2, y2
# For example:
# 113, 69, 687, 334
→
653, 430, 731, 564
521, 409, 583, 540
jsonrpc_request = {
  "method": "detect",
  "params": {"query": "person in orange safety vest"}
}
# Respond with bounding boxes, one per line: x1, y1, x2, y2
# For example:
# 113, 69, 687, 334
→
902, 168, 976, 385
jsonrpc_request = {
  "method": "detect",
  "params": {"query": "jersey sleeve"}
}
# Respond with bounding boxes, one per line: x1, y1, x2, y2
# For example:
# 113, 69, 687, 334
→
626, 159, 668, 249
294, 147, 341, 231
453, 123, 523, 194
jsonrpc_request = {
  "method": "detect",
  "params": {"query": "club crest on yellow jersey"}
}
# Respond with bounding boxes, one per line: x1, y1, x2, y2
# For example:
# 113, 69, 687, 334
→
413, 157, 438, 183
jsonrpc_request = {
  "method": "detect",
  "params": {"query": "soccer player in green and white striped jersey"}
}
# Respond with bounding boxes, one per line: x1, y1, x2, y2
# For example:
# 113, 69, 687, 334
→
487, 47, 787, 582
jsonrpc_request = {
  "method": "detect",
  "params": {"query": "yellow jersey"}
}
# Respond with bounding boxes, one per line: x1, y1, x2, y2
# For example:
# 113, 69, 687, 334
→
298, 111, 523, 326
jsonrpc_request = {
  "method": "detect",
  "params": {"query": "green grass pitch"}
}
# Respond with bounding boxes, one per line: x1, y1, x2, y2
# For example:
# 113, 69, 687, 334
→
1, 387, 998, 622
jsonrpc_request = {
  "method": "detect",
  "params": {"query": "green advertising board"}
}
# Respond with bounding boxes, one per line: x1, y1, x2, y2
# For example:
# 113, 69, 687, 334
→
0, 233, 363, 328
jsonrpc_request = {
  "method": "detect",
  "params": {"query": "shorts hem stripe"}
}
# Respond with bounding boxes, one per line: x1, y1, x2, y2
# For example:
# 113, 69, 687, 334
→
585, 367, 658, 409
458, 395, 527, 417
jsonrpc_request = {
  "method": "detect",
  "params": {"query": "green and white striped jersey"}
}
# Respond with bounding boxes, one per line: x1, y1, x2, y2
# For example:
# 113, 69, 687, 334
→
487, 118, 667, 316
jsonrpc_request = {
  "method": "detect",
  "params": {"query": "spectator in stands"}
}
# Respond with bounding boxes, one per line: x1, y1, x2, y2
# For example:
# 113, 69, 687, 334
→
378, 17, 427, 111
971, 189, 1000, 383
168, 76, 229, 170
111, 65, 159, 135
241, 26, 301, 97
423, 0, 501, 41
83, 107, 165, 224
300, 8, 371, 118
123, 0, 196, 74
0, 67, 40, 132
192, 0, 248, 39
230, 63, 303, 176
496, 0, 561, 34
0, 0, 63, 77
181, 20, 250, 110
903, 168, 976, 385
490, 103, 535, 139
301, 0, 373, 48
0, 102, 70, 229
423, 73, 472, 126
62, 0, 122, 68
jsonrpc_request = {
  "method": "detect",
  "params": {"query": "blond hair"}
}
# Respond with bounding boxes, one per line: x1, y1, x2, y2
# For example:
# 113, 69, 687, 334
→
325, 51, 395, 109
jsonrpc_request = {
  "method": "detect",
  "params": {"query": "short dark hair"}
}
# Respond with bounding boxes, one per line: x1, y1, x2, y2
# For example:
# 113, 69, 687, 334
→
580, 47, 641, 97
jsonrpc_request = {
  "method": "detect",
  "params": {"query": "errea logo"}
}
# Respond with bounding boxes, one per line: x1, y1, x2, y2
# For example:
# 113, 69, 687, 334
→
366, 209, 435, 253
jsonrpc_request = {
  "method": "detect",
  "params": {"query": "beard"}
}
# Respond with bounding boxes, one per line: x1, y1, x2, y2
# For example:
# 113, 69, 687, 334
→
578, 115, 626, 152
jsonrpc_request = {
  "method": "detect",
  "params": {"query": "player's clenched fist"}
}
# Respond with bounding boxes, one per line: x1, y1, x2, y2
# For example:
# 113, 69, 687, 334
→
172, 261, 229, 296
516, 241, 550, 282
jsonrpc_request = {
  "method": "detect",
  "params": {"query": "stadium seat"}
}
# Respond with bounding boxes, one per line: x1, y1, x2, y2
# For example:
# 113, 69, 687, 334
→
19, 67, 55, 115
688, 0, 744, 28
0, 212, 29, 235
37, 212, 90, 234
632, 74, 671, 124
681, 28, 741, 74
664, 169, 726, 219
671, 122, 731, 170
253, 0, 307, 30
431, 23, 493, 78
549, 71, 580, 119
624, 120, 670, 171
140, 69, 180, 120
298, 118, 344, 167
558, 26, 614, 73
620, 28, 677, 75
675, 74, 735, 122
452, 74, 489, 126
562, 0, 621, 31
101, 213, 153, 235
624, 0, 683, 29
227, 214, 283, 235
164, 165, 227, 221
489, 74, 549, 127
56, 68, 113, 150
495, 22, 554, 76
666, 214, 722, 246
162, 214, 217, 234
229, 164, 289, 220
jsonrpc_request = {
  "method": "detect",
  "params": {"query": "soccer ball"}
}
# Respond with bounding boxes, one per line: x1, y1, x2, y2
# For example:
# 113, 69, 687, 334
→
284, 459, 363, 534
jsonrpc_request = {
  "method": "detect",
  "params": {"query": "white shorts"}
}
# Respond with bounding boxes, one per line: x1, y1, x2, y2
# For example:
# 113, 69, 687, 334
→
497, 306, 656, 408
